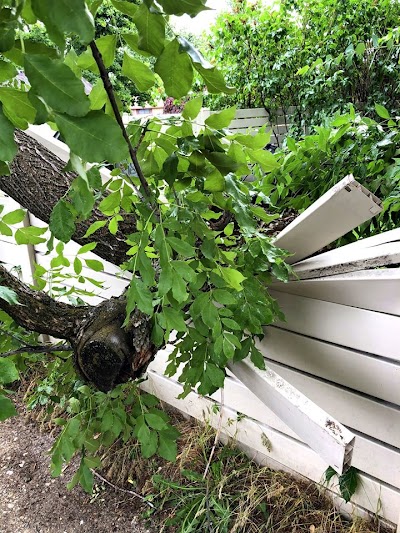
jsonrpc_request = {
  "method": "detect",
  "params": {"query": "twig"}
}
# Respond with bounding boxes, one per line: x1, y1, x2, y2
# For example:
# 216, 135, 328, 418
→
203, 389, 224, 480
89, 41, 154, 204
91, 469, 155, 509
1, 343, 72, 357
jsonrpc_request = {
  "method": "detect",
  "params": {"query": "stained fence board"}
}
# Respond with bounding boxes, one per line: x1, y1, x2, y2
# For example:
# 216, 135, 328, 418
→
274, 175, 382, 264
271, 269, 400, 315
141, 368, 400, 524
228, 358, 355, 474
148, 352, 400, 490
259, 327, 400, 405
270, 290, 400, 363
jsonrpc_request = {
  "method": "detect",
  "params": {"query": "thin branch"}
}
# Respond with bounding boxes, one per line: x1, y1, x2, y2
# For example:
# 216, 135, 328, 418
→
1, 343, 72, 358
89, 41, 154, 203
91, 470, 155, 509
203, 390, 224, 480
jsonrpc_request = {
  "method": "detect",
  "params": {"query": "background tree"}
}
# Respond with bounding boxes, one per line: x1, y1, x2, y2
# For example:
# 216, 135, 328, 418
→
206, 0, 400, 132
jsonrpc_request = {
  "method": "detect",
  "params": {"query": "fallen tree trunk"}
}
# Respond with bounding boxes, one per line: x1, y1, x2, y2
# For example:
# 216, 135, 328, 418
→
0, 130, 135, 266
0, 133, 156, 391
0, 264, 155, 391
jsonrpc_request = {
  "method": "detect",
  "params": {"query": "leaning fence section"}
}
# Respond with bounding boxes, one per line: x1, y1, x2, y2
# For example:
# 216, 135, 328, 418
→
1, 120, 399, 530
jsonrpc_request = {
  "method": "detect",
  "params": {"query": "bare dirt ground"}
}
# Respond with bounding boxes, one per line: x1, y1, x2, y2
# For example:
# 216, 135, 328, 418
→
0, 413, 155, 533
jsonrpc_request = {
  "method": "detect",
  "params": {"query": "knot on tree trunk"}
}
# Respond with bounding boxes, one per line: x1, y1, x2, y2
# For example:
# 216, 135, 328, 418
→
74, 299, 156, 392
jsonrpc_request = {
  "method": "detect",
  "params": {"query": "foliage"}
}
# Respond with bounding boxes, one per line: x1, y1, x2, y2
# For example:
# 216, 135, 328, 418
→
325, 466, 360, 503
21, 0, 155, 109
0, 0, 293, 493
260, 105, 400, 238
206, 0, 400, 131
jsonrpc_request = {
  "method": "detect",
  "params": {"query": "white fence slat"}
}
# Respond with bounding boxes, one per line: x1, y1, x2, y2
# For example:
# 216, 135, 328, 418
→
228, 358, 355, 474
264, 360, 400, 449
141, 369, 400, 524
270, 290, 400, 362
274, 175, 382, 264
271, 269, 400, 315
259, 327, 400, 404
229, 117, 269, 129
149, 351, 400, 490
234, 108, 269, 119
293, 241, 400, 279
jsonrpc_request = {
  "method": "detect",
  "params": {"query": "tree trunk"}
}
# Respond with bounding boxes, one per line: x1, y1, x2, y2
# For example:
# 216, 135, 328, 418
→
0, 130, 135, 266
0, 134, 156, 391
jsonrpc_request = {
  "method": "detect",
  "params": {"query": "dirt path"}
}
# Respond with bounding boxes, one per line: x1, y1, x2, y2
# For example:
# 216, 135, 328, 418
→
0, 414, 155, 533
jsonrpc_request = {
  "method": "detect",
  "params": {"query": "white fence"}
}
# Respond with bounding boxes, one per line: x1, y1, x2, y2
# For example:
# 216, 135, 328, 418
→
1, 117, 399, 530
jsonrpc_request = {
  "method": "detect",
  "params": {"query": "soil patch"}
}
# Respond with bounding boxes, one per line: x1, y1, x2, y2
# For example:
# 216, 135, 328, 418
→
0, 413, 154, 533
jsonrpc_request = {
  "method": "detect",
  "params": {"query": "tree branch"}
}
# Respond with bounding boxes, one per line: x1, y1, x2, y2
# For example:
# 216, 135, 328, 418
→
1, 343, 72, 358
89, 41, 154, 203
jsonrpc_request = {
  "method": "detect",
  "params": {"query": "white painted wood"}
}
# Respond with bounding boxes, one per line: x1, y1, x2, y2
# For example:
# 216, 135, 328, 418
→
270, 290, 400, 362
149, 351, 400, 490
234, 108, 268, 119
274, 175, 382, 264
229, 117, 269, 129
141, 369, 400, 524
271, 268, 400, 315
259, 327, 400, 404
228, 358, 355, 474
292, 241, 400, 279
262, 360, 400, 449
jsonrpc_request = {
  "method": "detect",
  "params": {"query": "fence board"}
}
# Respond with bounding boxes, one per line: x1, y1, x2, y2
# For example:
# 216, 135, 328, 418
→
270, 290, 400, 362
271, 269, 400, 315
141, 369, 400, 523
149, 351, 400, 490
274, 175, 382, 264
293, 241, 400, 279
259, 327, 400, 404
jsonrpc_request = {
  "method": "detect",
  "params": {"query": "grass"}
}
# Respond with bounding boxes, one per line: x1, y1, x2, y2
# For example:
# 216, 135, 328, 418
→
98, 413, 390, 533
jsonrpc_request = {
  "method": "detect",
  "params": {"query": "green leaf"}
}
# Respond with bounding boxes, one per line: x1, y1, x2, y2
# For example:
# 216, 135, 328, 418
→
157, 0, 210, 16
14, 226, 47, 245
85, 259, 104, 272
25, 55, 90, 117
0, 358, 19, 384
77, 35, 117, 72
325, 466, 337, 483
201, 302, 219, 328
0, 105, 17, 162
0, 395, 17, 421
178, 37, 235, 94
0, 21, 17, 53
212, 289, 236, 306
0, 222, 12, 236
50, 200, 75, 243
204, 171, 225, 192
122, 33, 152, 58
0, 60, 17, 83
206, 363, 225, 388
155, 39, 193, 99
220, 267, 246, 291
31, 0, 95, 46
204, 153, 239, 175
0, 286, 19, 305
78, 242, 97, 255
375, 103, 390, 119
166, 236, 195, 257
133, 4, 165, 57
83, 220, 107, 238
89, 79, 108, 111
162, 307, 187, 332
339, 467, 359, 503
55, 111, 129, 163
205, 107, 236, 129
0, 88, 36, 129
2, 209, 24, 225
110, 0, 138, 17
158, 435, 177, 462
250, 345, 265, 370
145, 413, 168, 430
182, 96, 203, 120
141, 430, 158, 458
73, 257, 82, 275
247, 148, 279, 172
126, 278, 153, 316
122, 52, 155, 92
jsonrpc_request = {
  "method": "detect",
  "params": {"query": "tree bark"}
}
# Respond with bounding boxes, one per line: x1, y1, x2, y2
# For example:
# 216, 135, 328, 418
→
0, 130, 135, 266
0, 134, 156, 391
